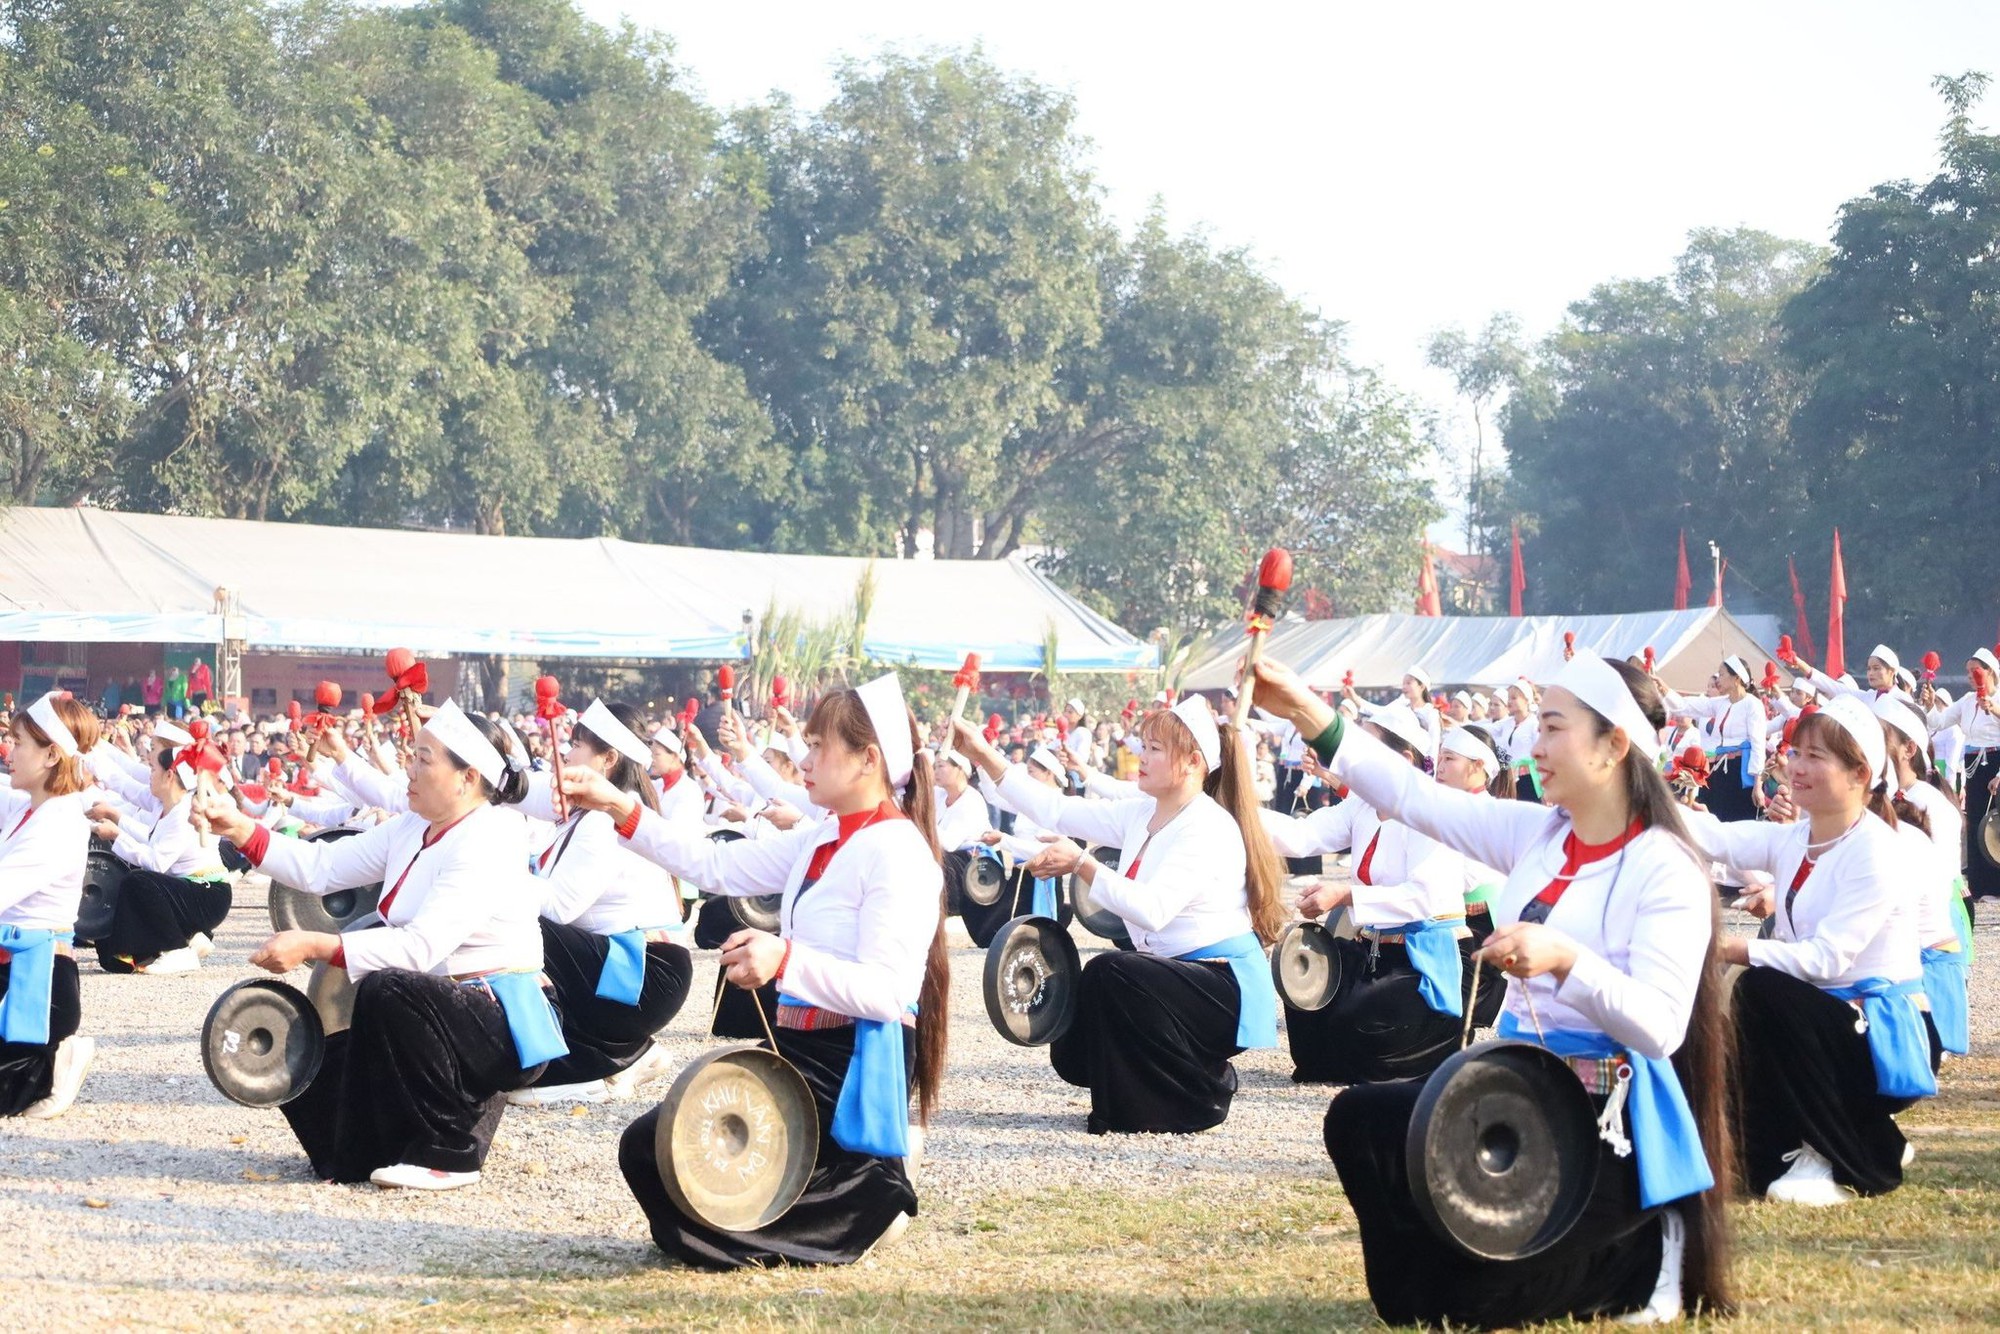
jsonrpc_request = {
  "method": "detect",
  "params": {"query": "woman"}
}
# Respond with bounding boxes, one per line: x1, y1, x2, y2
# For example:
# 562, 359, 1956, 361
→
194, 701, 553, 1191
951, 696, 1284, 1136
1878, 697, 1969, 1057
85, 742, 231, 975
0, 694, 101, 1118
1664, 658, 1766, 824
1923, 646, 2000, 902
1493, 679, 1541, 802
1690, 697, 1933, 1205
1260, 711, 1506, 1085
1252, 651, 1733, 1327
511, 700, 692, 1106
569, 674, 946, 1269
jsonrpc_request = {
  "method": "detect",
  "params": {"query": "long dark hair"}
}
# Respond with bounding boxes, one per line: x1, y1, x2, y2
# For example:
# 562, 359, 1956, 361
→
1140, 708, 1285, 945
804, 689, 948, 1125
1590, 660, 1736, 1315
442, 713, 530, 806
573, 701, 660, 813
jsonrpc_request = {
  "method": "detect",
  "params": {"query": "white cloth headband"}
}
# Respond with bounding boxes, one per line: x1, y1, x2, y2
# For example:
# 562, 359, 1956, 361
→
154, 719, 194, 748
27, 693, 78, 757
493, 718, 530, 773
1169, 695, 1222, 772
1028, 745, 1066, 777
1868, 644, 1900, 674
1365, 704, 1431, 759
939, 749, 973, 773
580, 699, 650, 768
856, 672, 915, 789
1452, 690, 1474, 708
1974, 649, 2000, 677
1441, 726, 1499, 777
1818, 694, 1888, 788
649, 724, 684, 756
1066, 697, 1087, 715
1722, 655, 1750, 685
1549, 651, 1658, 762
1406, 665, 1433, 691
427, 699, 504, 788
1871, 696, 1929, 757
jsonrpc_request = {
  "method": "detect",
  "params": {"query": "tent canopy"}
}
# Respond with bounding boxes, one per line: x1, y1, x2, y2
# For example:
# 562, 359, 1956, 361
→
1184, 608, 1786, 695
0, 508, 1155, 672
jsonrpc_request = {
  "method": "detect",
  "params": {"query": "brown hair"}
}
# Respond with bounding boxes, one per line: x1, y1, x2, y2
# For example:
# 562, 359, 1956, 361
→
1586, 660, 1736, 1315
1139, 707, 1285, 945
14, 697, 101, 797
804, 689, 949, 1124
1457, 724, 1515, 799
1790, 711, 1900, 830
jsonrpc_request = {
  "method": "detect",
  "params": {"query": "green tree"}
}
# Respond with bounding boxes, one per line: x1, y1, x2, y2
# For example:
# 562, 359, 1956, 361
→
1425, 313, 1528, 610
1502, 227, 1823, 613
1780, 73, 2000, 643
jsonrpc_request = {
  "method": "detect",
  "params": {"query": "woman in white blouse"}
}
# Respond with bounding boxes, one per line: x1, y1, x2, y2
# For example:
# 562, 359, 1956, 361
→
1251, 652, 1735, 1327
1261, 714, 1507, 1085
1687, 696, 1935, 1206
952, 696, 1284, 1136
566, 675, 946, 1269
0, 694, 102, 1118
84, 742, 230, 975
1664, 658, 1767, 824
1924, 645, 2000, 902
195, 702, 552, 1192
511, 700, 691, 1107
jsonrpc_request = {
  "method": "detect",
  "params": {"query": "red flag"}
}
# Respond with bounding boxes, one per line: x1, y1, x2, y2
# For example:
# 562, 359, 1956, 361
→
1786, 557, 1818, 662
1415, 543, 1442, 617
1673, 531, 1691, 611
1508, 522, 1526, 618
1825, 529, 1847, 679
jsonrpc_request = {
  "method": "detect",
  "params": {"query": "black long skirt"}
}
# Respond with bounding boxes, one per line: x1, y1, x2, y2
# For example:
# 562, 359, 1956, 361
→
1049, 951, 1242, 1134
0, 956, 81, 1116
691, 894, 736, 950
1325, 1078, 1661, 1328
94, 871, 232, 970
962, 867, 1072, 948
690, 895, 781, 1039
1964, 751, 1998, 900
1285, 937, 1505, 1085
618, 1023, 918, 1269
1705, 760, 1757, 823
1732, 965, 1934, 1197
279, 968, 550, 1182
534, 920, 693, 1086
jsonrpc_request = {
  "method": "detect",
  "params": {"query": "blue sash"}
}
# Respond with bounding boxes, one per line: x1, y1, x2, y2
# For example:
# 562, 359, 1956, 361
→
0, 926, 70, 1046
1919, 948, 1969, 1057
1497, 1014, 1714, 1210
1030, 875, 1058, 920
594, 930, 649, 1006
1710, 740, 1755, 787
477, 971, 570, 1068
1824, 976, 1936, 1099
778, 996, 913, 1159
1179, 932, 1278, 1049
1383, 918, 1464, 1018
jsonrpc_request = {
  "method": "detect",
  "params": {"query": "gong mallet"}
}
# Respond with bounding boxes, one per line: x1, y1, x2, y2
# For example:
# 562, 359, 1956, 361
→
940, 653, 981, 758
1231, 548, 1293, 731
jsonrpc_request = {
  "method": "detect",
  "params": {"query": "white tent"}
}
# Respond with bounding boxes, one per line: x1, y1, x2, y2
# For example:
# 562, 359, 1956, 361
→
0, 507, 1155, 672
1183, 607, 1787, 695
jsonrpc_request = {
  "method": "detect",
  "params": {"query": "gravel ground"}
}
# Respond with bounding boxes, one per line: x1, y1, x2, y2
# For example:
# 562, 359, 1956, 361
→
3, 872, 1995, 1324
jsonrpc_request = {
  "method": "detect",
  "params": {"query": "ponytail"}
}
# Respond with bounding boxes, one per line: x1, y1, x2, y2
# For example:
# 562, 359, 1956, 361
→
1209, 721, 1285, 946
899, 732, 949, 1127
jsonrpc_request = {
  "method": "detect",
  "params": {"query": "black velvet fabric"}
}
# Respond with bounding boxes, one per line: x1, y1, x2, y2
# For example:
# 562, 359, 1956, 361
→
533, 919, 692, 1085
1285, 935, 1505, 1085
1048, 950, 1242, 1134
960, 867, 1071, 948
618, 1023, 917, 1269
1324, 1077, 1661, 1328
93, 870, 232, 970
279, 968, 548, 1181
1964, 752, 1998, 899
1732, 964, 1929, 1197
0, 956, 81, 1116
691, 893, 736, 949
1703, 761, 1758, 823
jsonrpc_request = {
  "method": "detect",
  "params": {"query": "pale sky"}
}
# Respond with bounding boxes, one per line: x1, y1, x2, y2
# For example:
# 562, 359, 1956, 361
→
579, 0, 1995, 510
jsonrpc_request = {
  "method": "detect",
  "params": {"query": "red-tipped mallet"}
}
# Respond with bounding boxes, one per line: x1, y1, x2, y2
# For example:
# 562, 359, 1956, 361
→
1641, 646, 1656, 676
717, 664, 735, 705
535, 675, 566, 819
772, 675, 790, 713
941, 653, 981, 757
1562, 631, 1576, 662
1776, 634, 1797, 667
1232, 548, 1293, 729
1922, 650, 1941, 683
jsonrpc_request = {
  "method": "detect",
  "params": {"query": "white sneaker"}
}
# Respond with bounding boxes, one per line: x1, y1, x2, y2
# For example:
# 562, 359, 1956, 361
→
866, 1210, 913, 1256
189, 932, 215, 960
1619, 1207, 1684, 1324
602, 1043, 674, 1099
369, 1163, 480, 1191
1766, 1144, 1856, 1206
138, 947, 201, 975
22, 1035, 96, 1120
505, 1079, 610, 1107
1901, 1140, 1916, 1168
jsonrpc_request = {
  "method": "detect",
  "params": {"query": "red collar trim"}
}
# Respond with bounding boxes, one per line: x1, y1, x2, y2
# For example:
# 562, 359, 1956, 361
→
1564, 817, 1644, 864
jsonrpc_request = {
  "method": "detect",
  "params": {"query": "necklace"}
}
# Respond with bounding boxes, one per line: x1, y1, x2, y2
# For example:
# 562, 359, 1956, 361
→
1803, 812, 1864, 857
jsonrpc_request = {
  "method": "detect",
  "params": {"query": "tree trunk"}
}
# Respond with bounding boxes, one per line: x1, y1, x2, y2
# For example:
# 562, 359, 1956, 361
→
479, 654, 509, 714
